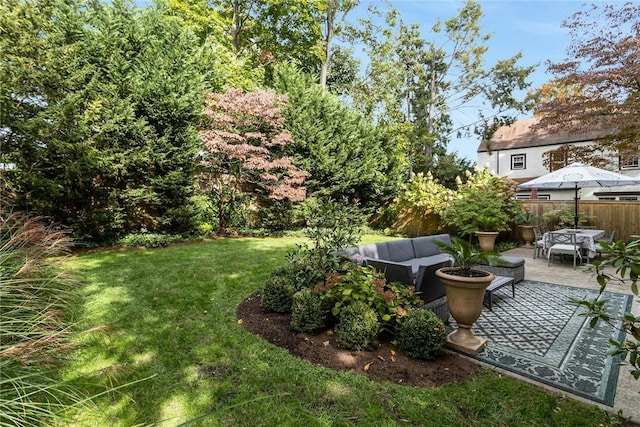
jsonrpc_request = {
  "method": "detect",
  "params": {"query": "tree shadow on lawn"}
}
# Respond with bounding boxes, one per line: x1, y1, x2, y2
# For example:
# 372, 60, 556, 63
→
66, 238, 302, 425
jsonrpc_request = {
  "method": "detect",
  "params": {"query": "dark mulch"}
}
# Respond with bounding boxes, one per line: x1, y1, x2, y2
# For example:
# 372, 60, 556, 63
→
237, 292, 482, 387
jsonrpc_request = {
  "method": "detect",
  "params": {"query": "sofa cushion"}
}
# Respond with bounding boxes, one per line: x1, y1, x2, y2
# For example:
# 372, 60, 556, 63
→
386, 239, 416, 262
411, 234, 452, 258
405, 254, 452, 276
414, 254, 452, 268
358, 243, 390, 260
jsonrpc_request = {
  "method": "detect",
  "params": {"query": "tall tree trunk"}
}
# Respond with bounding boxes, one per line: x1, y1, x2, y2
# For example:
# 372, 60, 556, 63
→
425, 50, 437, 159
319, 1, 336, 90
231, 0, 243, 54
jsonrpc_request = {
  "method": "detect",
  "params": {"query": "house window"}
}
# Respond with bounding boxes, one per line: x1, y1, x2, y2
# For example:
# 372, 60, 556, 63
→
511, 154, 526, 170
619, 154, 639, 170
619, 196, 638, 201
516, 194, 550, 200
598, 197, 616, 201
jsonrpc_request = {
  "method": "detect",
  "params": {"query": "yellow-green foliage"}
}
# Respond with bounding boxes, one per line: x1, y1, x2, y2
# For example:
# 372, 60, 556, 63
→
388, 172, 454, 235
441, 166, 520, 235
394, 172, 455, 217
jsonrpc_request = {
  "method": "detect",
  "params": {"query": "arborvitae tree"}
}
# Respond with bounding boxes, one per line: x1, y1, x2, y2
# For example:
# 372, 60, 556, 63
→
1, 0, 206, 241
273, 64, 404, 208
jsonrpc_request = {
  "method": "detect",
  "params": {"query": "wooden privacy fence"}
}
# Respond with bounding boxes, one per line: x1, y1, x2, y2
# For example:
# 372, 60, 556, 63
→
520, 200, 640, 241
389, 201, 640, 242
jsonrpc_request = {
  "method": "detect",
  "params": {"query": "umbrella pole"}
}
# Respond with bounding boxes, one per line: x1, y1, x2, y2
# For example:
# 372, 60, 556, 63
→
574, 185, 579, 229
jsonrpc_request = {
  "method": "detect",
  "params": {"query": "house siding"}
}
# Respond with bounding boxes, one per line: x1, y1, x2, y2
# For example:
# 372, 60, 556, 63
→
476, 118, 640, 201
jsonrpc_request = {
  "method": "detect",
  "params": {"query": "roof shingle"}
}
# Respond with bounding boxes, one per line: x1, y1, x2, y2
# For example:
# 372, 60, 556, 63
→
477, 117, 606, 153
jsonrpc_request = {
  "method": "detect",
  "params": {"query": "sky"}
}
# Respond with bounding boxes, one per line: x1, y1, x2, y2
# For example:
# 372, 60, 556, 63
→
350, 0, 590, 163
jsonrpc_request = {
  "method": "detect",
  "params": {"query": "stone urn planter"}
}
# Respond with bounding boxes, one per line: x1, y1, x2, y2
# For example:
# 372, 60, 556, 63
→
475, 231, 499, 251
436, 267, 494, 355
518, 225, 535, 248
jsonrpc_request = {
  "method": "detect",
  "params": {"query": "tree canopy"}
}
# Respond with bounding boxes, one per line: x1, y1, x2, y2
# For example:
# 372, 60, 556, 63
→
199, 87, 308, 231
1, 0, 206, 241
344, 1, 534, 176
1, 0, 538, 239
533, 2, 640, 158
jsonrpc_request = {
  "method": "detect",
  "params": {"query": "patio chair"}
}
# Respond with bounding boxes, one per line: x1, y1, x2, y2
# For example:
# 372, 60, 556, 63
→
533, 226, 545, 259
548, 232, 582, 269
594, 229, 617, 256
596, 229, 616, 243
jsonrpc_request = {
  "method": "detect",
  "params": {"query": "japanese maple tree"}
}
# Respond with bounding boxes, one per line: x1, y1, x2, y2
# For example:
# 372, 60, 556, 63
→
200, 88, 308, 231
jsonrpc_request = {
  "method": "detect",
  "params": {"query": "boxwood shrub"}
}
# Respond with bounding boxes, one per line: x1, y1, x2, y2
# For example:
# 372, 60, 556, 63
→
261, 276, 295, 313
335, 301, 380, 351
290, 288, 332, 332
395, 309, 447, 360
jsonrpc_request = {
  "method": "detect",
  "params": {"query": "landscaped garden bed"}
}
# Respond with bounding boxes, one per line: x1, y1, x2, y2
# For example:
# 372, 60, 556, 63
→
238, 291, 482, 387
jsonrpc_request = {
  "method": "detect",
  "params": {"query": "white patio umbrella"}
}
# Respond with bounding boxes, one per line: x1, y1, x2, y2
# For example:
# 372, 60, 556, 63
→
519, 162, 640, 229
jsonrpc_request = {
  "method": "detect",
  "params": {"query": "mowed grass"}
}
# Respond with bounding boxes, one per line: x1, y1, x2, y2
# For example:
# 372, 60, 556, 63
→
60, 236, 620, 426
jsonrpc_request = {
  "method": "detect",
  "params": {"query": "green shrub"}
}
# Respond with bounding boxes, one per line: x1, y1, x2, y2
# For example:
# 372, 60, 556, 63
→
261, 276, 296, 313
290, 289, 332, 332
541, 207, 575, 230
257, 200, 297, 232
315, 262, 423, 325
271, 262, 324, 291
335, 301, 380, 351
287, 199, 364, 279
395, 309, 447, 360
119, 231, 183, 248
441, 166, 520, 236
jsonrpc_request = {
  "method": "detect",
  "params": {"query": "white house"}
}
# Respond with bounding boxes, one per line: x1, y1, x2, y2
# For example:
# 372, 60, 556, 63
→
477, 117, 640, 201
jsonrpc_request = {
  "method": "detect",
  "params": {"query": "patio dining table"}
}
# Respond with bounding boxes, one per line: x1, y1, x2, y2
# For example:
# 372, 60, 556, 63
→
543, 228, 605, 260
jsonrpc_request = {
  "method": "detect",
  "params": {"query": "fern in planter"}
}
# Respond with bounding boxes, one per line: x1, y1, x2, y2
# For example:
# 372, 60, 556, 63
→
434, 237, 506, 277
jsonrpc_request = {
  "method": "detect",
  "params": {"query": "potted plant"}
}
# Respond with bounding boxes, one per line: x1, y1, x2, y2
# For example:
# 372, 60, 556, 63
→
515, 208, 541, 248
441, 167, 518, 251
473, 214, 507, 251
433, 238, 505, 355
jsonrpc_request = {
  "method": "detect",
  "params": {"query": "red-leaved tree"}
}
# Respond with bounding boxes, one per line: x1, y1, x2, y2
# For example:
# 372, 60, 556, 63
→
533, 3, 640, 159
200, 88, 309, 232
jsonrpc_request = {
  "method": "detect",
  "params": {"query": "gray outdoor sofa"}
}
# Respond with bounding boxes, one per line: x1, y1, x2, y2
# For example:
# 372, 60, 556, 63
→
343, 233, 526, 321
344, 234, 454, 322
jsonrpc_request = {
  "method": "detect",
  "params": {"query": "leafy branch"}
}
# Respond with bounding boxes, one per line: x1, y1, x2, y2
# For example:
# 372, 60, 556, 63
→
578, 239, 640, 379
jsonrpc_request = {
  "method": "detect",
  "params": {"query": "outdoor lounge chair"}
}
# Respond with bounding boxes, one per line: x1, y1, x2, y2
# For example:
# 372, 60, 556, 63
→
548, 231, 582, 269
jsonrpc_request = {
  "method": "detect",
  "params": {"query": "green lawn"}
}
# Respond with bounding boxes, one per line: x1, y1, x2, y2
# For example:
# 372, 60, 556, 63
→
61, 236, 621, 426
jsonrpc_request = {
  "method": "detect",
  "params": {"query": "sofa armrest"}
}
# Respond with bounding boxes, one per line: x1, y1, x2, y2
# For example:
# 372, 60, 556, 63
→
414, 261, 450, 302
364, 258, 414, 287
